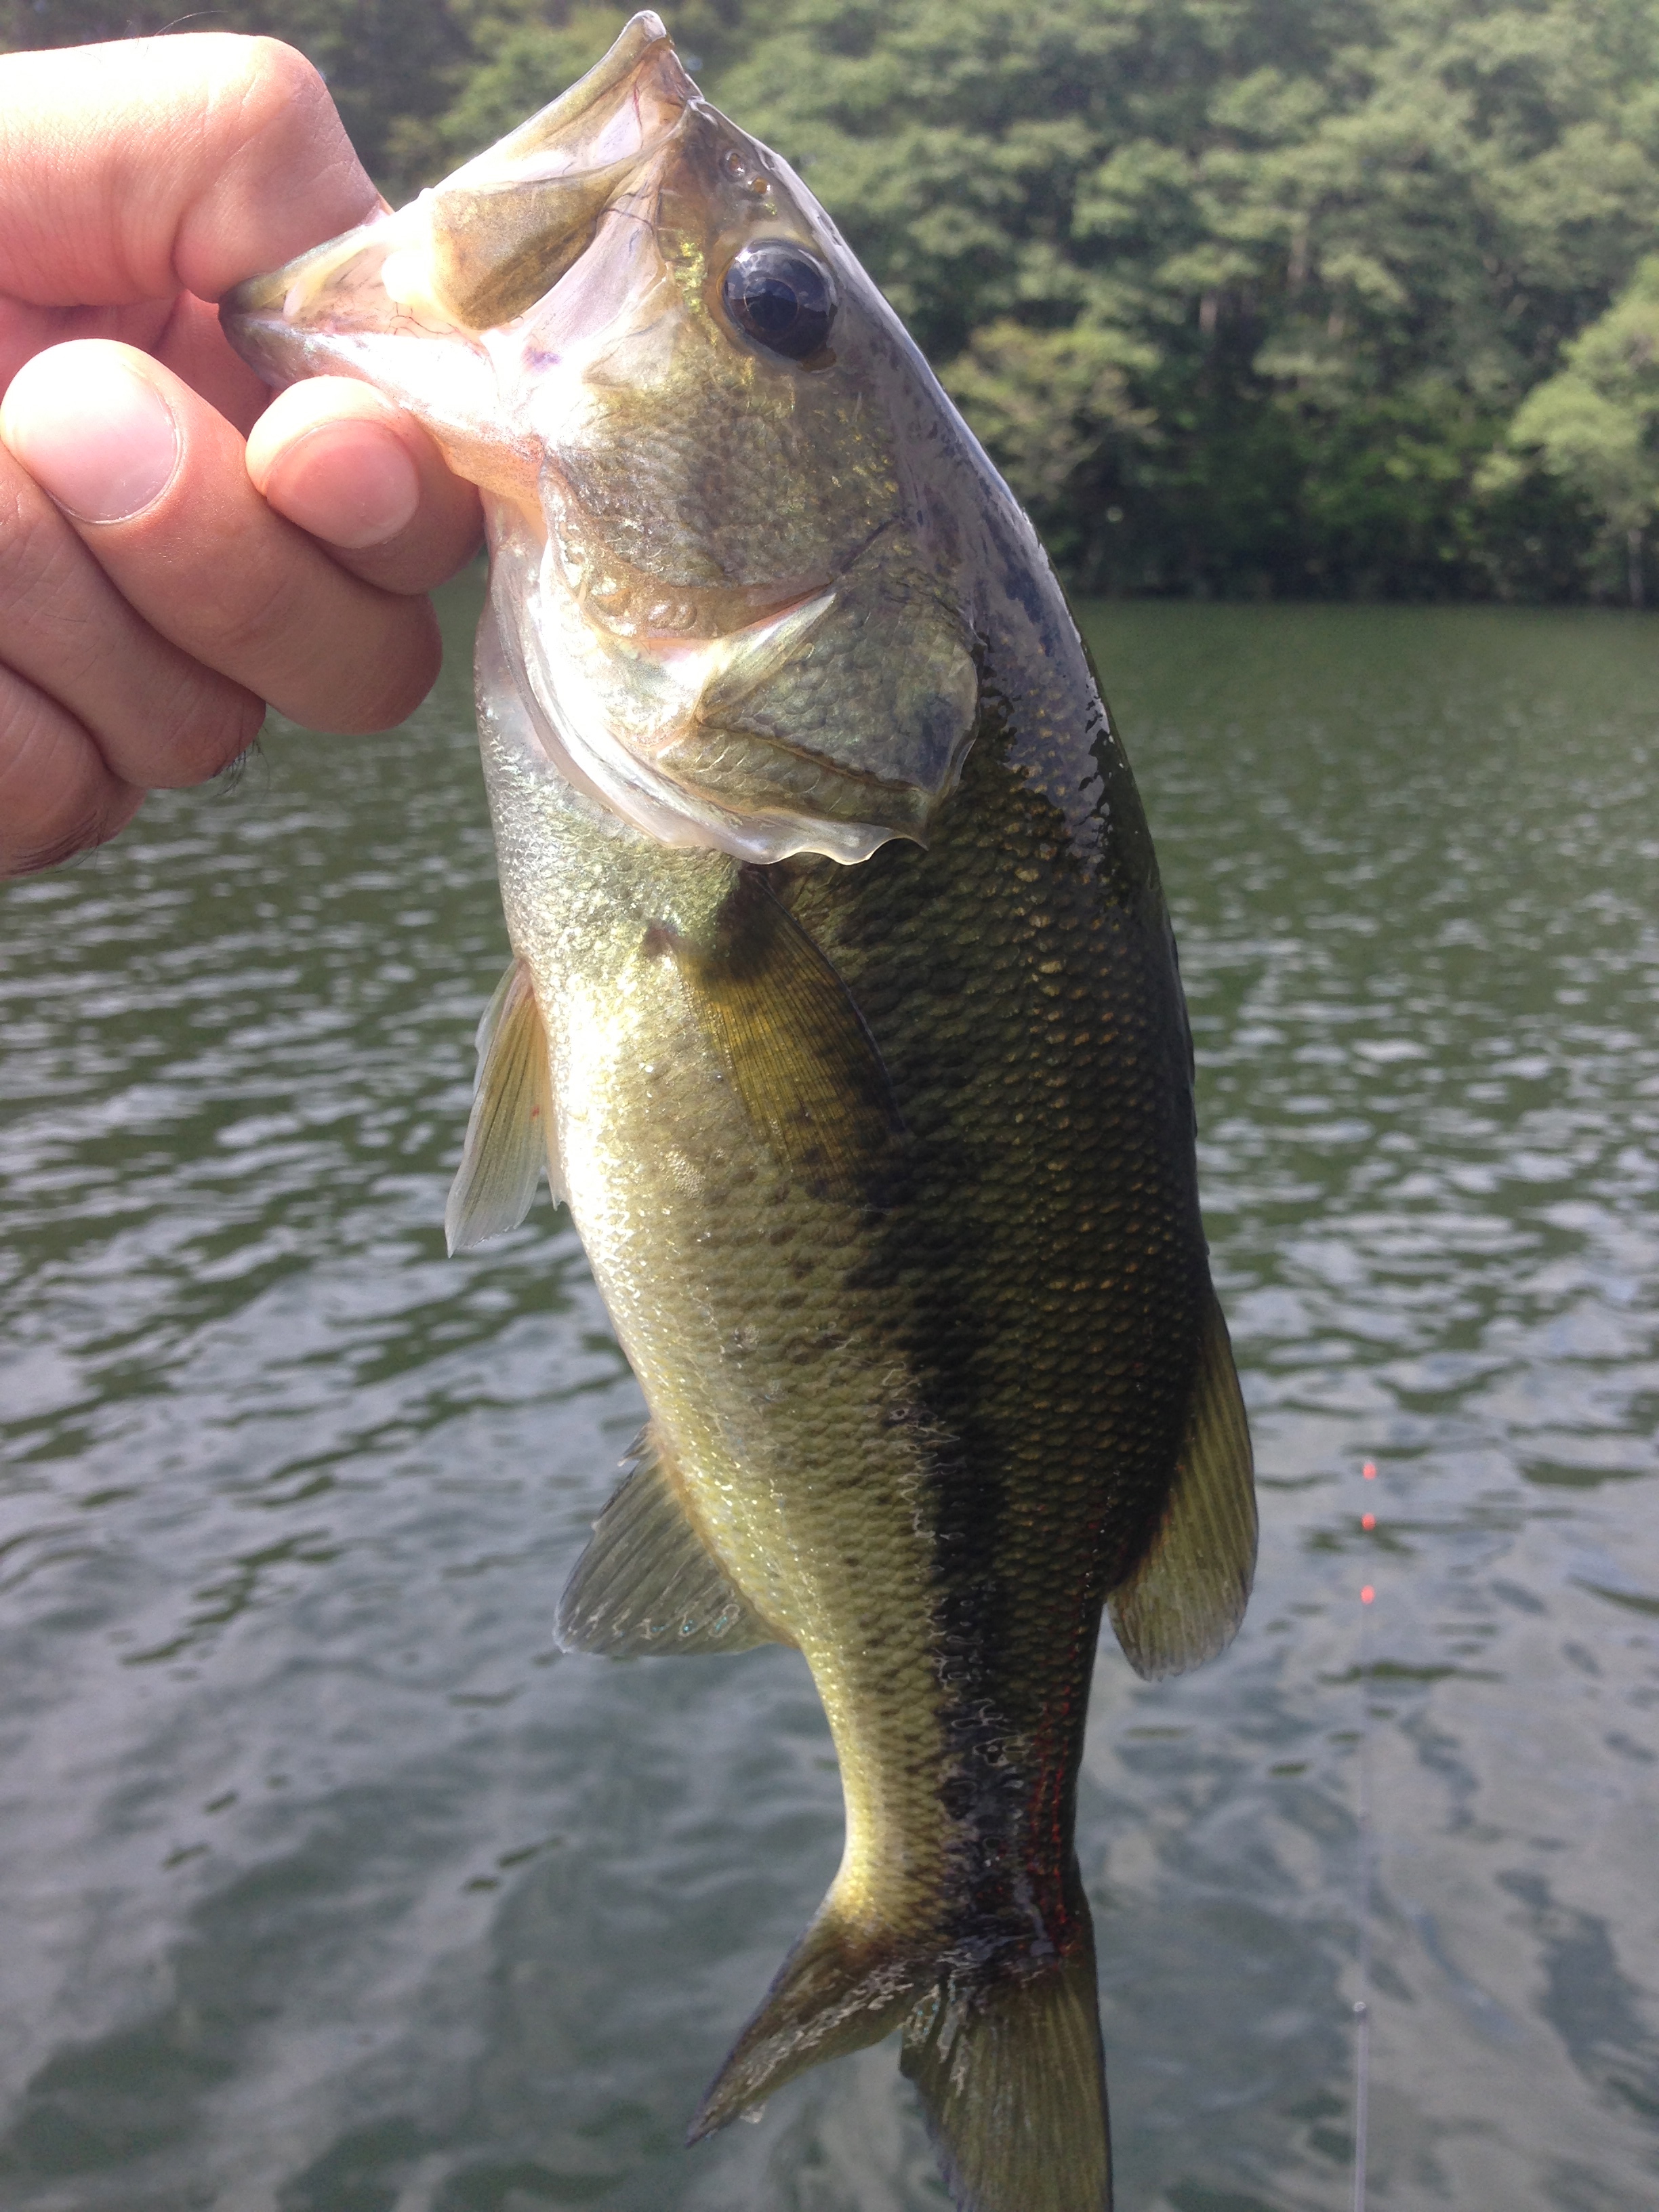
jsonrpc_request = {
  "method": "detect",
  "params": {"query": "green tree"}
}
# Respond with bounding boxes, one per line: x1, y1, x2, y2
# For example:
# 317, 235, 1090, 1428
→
381, 0, 756, 188
1483, 255, 1659, 602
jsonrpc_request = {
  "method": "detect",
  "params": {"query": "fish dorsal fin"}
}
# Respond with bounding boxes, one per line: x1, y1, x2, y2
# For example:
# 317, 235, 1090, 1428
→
556, 1425, 787, 1658
445, 958, 560, 1254
1108, 1292, 1256, 1680
672, 868, 901, 1203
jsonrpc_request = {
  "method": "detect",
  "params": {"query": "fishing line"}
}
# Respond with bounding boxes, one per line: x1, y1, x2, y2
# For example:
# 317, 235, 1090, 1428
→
1352, 1458, 1378, 2212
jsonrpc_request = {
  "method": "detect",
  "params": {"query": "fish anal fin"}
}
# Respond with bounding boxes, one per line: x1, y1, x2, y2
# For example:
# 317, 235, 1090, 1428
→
445, 958, 560, 1255
672, 867, 901, 1204
1108, 1291, 1256, 1680
901, 1891, 1111, 2212
689, 1902, 922, 2140
555, 1425, 786, 1659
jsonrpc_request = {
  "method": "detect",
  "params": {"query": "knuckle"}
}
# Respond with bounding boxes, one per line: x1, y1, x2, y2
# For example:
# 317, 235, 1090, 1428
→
215, 35, 331, 143
0, 436, 270, 796
0, 682, 121, 876
0, 479, 81, 630
148, 668, 267, 787
321, 600, 441, 734
195, 35, 359, 238
191, 560, 308, 681
223, 37, 358, 211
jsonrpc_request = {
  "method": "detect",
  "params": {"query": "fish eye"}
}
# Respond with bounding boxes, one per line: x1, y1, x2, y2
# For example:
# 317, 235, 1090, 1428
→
720, 243, 836, 361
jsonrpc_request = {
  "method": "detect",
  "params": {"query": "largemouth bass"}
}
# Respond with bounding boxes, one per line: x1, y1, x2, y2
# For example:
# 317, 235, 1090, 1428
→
225, 18, 1256, 2208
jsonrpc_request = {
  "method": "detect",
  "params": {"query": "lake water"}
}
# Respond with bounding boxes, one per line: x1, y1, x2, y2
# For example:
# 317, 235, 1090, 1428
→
0, 589, 1654, 2212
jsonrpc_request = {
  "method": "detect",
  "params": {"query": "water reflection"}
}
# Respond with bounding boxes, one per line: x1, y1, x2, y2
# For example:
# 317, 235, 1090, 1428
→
0, 593, 1653, 2209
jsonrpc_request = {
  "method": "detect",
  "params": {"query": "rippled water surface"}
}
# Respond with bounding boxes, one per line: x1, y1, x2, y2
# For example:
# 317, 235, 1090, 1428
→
1, 590, 1654, 2212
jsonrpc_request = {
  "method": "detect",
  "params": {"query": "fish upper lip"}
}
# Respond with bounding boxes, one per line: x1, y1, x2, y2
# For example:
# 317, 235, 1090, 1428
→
222, 228, 366, 322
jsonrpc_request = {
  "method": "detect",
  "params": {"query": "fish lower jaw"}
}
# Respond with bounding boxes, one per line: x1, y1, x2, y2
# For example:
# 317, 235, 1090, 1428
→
523, 677, 905, 864
652, 725, 937, 844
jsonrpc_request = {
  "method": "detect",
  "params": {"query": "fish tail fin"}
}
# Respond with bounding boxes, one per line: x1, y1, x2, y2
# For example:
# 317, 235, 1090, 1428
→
687, 1892, 922, 2141
900, 1909, 1111, 2212
691, 1873, 1111, 2212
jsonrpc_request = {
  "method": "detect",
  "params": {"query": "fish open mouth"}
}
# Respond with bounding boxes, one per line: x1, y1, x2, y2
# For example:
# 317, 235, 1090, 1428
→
226, 14, 691, 342
224, 8, 981, 867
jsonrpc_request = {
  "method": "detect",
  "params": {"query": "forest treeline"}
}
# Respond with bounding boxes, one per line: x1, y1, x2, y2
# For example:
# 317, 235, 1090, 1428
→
9, 0, 1659, 602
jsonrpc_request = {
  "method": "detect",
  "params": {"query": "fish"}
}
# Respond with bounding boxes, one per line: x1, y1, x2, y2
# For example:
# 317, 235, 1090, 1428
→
223, 16, 1256, 2209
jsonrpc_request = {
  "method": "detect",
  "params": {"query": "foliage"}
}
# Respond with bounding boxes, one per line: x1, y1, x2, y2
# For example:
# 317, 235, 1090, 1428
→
379, 0, 756, 188
1484, 255, 1659, 598
717, 0, 1659, 598
8, 0, 1659, 600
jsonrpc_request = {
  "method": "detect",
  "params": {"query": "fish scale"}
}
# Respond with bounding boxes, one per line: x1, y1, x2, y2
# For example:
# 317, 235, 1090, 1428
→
224, 14, 1256, 2208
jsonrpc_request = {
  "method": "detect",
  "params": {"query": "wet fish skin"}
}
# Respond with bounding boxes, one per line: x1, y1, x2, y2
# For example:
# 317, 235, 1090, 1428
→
223, 18, 1256, 2209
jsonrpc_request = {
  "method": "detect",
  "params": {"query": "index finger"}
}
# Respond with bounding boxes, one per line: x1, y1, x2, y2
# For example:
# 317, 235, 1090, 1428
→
0, 35, 379, 311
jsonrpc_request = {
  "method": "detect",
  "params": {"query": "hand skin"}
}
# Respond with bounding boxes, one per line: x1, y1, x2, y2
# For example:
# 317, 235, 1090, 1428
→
0, 33, 484, 876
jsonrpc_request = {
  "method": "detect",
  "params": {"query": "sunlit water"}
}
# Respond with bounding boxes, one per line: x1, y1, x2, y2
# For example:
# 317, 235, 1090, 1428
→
1, 589, 1654, 2212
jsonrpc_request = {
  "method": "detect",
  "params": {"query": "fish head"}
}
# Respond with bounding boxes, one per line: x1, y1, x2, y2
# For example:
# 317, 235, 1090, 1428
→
224, 12, 983, 863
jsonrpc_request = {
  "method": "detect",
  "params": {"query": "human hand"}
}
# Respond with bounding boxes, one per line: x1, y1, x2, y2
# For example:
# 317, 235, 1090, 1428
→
0, 34, 484, 876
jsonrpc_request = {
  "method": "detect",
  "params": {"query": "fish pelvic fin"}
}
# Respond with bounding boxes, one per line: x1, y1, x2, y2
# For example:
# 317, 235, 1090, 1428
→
900, 1885, 1112, 2212
670, 866, 903, 1206
689, 1899, 924, 2141
1108, 1289, 1257, 1679
445, 958, 560, 1254
556, 1423, 787, 1658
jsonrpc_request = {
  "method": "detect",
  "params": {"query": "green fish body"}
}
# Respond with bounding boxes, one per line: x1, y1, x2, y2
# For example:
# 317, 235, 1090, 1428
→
226, 20, 1256, 2209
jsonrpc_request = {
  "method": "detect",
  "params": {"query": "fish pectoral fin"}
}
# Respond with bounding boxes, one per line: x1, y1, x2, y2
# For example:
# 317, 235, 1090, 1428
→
555, 1424, 787, 1659
445, 958, 560, 1255
1107, 1291, 1256, 1680
672, 867, 901, 1204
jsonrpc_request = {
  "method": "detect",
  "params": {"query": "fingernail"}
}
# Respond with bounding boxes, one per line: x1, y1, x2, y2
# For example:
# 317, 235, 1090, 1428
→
1, 344, 180, 523
264, 421, 421, 549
